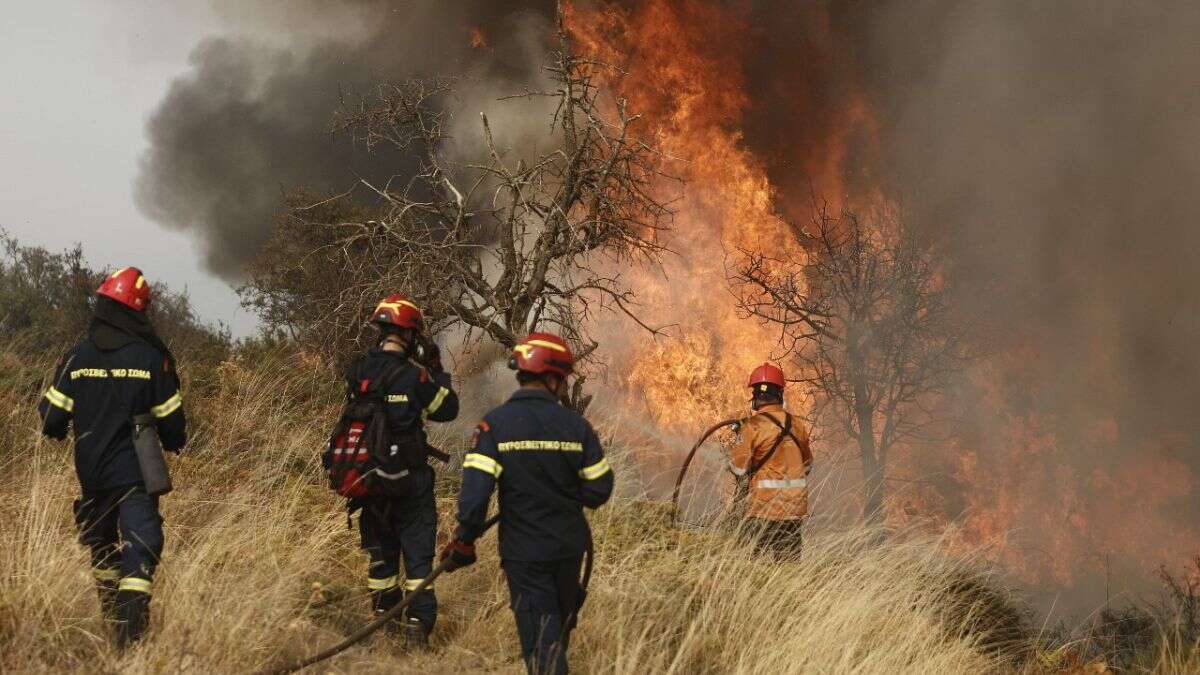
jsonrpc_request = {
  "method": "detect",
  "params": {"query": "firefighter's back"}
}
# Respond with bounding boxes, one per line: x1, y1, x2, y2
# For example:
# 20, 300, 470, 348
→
45, 337, 185, 492
745, 410, 808, 488
482, 389, 603, 561
447, 332, 613, 675
37, 267, 188, 648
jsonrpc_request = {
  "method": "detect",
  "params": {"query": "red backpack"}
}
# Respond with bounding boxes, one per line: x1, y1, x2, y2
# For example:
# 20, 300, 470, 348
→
323, 360, 414, 498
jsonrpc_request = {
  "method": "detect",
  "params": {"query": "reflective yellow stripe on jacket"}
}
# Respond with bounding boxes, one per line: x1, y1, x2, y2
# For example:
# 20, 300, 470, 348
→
463, 453, 502, 477
579, 458, 611, 481
424, 387, 449, 415
151, 392, 182, 418
44, 386, 74, 412
756, 478, 807, 489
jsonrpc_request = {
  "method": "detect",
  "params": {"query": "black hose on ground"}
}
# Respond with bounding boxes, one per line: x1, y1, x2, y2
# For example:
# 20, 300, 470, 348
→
255, 514, 501, 675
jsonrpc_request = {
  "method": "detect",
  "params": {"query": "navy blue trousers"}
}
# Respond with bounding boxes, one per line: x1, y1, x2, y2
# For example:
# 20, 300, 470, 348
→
358, 468, 438, 629
749, 517, 804, 556
503, 555, 585, 675
74, 485, 163, 587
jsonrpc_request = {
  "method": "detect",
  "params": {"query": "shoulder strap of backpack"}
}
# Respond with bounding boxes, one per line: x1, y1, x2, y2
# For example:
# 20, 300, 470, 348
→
374, 357, 409, 393
349, 356, 408, 398
757, 410, 812, 467
747, 412, 792, 478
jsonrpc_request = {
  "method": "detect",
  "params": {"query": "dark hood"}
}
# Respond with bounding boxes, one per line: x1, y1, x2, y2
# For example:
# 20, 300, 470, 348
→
89, 296, 176, 370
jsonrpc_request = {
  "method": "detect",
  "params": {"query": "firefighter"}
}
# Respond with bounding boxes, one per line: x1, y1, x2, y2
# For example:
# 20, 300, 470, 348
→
729, 362, 813, 555
348, 294, 458, 648
38, 267, 187, 648
441, 332, 613, 675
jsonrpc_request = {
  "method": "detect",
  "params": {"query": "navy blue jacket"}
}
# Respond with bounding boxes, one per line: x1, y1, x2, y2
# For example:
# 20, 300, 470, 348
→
345, 348, 459, 446
457, 388, 614, 561
39, 339, 187, 492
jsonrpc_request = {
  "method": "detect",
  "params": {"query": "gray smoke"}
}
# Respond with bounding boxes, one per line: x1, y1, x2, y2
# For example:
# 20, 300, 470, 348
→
822, 0, 1200, 610
700, 0, 1200, 611
136, 0, 554, 278
860, 0, 1200, 450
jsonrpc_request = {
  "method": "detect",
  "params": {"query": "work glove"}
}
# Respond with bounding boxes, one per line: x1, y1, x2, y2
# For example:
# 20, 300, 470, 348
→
414, 337, 443, 374
439, 539, 476, 573
424, 341, 443, 373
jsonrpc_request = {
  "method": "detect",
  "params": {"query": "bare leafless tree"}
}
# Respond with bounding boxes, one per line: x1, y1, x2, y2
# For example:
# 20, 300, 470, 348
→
241, 6, 673, 407
733, 204, 971, 521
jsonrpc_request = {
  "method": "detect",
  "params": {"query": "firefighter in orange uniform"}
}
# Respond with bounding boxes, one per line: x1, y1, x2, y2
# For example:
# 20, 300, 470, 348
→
729, 362, 813, 554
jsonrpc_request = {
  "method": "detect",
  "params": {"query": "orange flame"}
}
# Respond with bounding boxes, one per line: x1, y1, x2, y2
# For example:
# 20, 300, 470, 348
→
469, 26, 488, 50
567, 0, 846, 431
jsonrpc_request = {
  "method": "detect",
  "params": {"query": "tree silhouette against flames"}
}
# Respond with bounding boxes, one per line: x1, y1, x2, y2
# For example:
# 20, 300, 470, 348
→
733, 204, 972, 521
241, 6, 674, 410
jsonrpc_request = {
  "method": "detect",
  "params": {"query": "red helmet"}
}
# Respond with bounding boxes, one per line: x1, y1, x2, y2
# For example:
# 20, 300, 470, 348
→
371, 294, 423, 330
509, 332, 574, 377
748, 362, 786, 390
97, 266, 151, 311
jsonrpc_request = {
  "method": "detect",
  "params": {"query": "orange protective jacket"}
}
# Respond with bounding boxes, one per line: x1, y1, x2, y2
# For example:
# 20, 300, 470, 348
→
729, 404, 813, 521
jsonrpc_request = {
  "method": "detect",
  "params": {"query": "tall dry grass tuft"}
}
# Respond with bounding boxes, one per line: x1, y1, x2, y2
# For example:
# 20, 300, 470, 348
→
575, 503, 1020, 674
4, 343, 1181, 674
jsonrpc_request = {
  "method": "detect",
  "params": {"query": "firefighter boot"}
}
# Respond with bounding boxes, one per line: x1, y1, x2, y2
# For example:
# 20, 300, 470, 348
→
371, 586, 403, 635
115, 590, 151, 649
403, 616, 430, 650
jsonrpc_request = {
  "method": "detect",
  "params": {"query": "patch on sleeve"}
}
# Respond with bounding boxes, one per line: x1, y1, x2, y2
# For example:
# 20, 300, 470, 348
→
162, 356, 172, 373
470, 420, 490, 447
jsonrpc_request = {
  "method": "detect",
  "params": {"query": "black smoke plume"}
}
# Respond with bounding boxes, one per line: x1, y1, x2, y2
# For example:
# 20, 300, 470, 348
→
136, 0, 553, 278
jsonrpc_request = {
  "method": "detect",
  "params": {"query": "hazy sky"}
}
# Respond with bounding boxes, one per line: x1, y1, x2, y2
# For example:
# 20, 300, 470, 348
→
0, 1, 255, 334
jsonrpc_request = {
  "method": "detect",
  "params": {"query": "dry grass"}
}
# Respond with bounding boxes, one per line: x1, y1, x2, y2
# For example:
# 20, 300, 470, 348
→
0, 346, 1189, 674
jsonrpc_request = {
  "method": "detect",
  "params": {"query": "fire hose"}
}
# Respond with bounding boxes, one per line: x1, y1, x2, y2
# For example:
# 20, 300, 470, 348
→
671, 418, 743, 524
670, 413, 809, 525
254, 514, 500, 675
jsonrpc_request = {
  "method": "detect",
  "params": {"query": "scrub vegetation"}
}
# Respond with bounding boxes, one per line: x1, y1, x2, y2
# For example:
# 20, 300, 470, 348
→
0, 242, 1197, 674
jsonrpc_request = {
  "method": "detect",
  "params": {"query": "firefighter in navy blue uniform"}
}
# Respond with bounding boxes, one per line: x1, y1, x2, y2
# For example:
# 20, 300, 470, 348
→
38, 267, 187, 648
348, 294, 458, 648
441, 332, 614, 675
